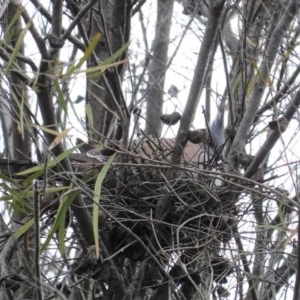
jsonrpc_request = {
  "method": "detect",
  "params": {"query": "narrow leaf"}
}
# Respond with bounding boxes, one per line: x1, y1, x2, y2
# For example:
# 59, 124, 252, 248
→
5, 21, 31, 74
65, 32, 102, 77
48, 128, 72, 150
20, 186, 69, 198
41, 188, 78, 254
0, 172, 16, 183
93, 154, 116, 258
71, 42, 129, 79
34, 125, 61, 136
53, 79, 68, 114
101, 41, 130, 66
87, 60, 127, 79
12, 218, 34, 239
16, 145, 79, 176
85, 103, 94, 135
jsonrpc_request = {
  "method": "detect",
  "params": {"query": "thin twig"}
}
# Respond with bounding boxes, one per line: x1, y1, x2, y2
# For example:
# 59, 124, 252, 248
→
34, 180, 43, 300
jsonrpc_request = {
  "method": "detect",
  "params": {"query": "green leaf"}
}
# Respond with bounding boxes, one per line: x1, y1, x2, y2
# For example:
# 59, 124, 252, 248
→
19, 186, 70, 198
1, 184, 32, 212
93, 154, 116, 258
12, 218, 34, 239
41, 188, 79, 254
53, 79, 68, 114
21, 171, 45, 186
101, 41, 130, 66
68, 41, 129, 79
34, 125, 61, 136
16, 145, 79, 176
87, 60, 127, 79
0, 172, 16, 183
85, 103, 94, 136
5, 21, 31, 74
85, 42, 129, 79
65, 32, 102, 77
58, 204, 68, 255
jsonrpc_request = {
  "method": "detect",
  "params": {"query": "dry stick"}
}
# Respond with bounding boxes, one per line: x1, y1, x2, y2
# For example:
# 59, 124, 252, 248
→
99, 236, 127, 298
294, 195, 300, 299
100, 209, 180, 300
34, 180, 43, 300
233, 223, 258, 300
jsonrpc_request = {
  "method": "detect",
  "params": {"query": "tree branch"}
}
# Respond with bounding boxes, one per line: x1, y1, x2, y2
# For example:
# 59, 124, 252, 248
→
231, 0, 300, 154
244, 88, 300, 178
171, 0, 225, 166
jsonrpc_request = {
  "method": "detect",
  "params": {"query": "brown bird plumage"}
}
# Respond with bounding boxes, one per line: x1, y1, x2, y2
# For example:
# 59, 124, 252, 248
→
187, 129, 209, 144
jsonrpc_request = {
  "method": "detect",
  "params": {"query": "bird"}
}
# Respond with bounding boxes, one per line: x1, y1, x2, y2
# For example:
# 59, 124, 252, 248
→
86, 142, 119, 162
70, 136, 209, 175
187, 129, 209, 144
129, 137, 206, 167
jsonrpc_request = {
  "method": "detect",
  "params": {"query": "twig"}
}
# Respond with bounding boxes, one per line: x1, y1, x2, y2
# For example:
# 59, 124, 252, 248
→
33, 180, 43, 300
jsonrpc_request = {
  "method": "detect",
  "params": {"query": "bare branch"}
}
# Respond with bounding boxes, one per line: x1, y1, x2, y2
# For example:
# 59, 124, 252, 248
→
245, 88, 300, 178
231, 0, 300, 154
172, 0, 225, 166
